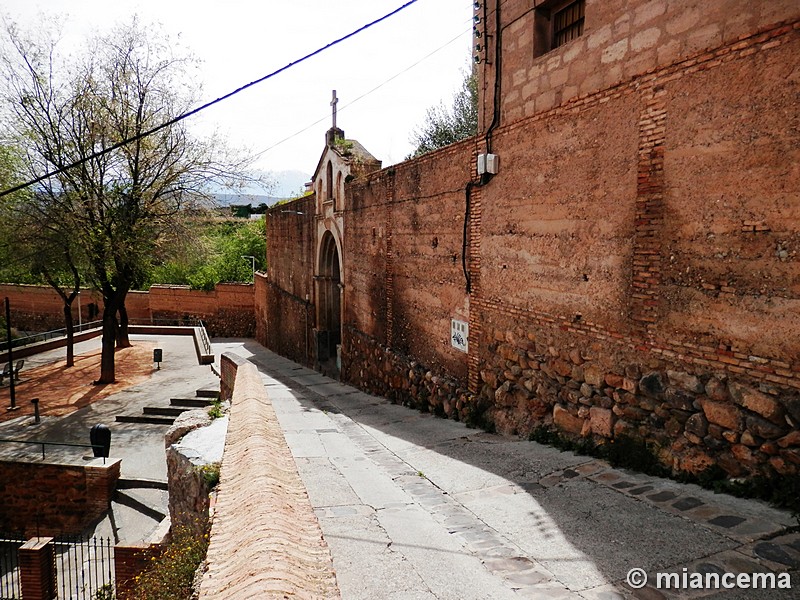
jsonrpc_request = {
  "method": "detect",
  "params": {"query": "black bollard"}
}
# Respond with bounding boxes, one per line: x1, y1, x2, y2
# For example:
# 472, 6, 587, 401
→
90, 423, 111, 458
31, 398, 40, 424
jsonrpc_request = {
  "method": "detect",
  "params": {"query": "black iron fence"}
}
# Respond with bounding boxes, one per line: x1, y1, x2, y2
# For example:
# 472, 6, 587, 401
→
0, 321, 103, 352
0, 439, 107, 463
0, 536, 24, 600
54, 535, 114, 600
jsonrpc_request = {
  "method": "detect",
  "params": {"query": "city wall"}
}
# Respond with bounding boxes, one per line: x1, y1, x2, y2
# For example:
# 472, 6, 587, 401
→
261, 2, 800, 479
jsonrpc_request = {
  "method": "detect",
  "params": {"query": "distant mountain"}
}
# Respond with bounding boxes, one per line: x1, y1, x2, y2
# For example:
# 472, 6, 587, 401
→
210, 169, 310, 201
266, 169, 311, 198
212, 193, 281, 207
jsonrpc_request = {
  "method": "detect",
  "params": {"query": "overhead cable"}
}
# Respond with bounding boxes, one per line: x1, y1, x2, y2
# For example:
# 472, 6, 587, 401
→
0, 0, 419, 199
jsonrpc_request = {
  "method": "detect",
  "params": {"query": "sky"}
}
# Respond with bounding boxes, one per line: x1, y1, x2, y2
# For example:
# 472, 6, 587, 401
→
1, 0, 473, 196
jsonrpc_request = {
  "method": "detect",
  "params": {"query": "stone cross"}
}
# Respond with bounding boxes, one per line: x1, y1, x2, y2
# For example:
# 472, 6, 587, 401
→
330, 89, 338, 130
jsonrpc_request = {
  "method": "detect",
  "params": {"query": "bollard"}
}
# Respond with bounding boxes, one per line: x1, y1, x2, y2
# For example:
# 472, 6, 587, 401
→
90, 423, 111, 458
31, 398, 40, 424
153, 348, 162, 370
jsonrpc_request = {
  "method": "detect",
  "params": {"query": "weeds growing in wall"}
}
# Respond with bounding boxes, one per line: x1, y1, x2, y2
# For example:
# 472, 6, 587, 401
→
196, 462, 221, 490
128, 525, 210, 600
207, 399, 224, 420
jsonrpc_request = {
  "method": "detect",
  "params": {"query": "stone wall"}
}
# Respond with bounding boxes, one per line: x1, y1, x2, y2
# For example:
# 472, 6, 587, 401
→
467, 7, 800, 478
0, 459, 121, 536
260, 3, 800, 481
164, 410, 220, 537
480, 0, 800, 129
0, 283, 255, 337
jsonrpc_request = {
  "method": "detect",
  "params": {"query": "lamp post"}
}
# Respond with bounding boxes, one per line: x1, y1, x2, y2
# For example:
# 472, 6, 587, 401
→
242, 255, 256, 281
77, 290, 82, 331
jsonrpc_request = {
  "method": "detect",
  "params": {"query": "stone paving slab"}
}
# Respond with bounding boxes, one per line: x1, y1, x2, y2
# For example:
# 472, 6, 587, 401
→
225, 342, 800, 599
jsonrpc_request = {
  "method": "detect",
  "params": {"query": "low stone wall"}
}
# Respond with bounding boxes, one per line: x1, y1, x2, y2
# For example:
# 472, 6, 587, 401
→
343, 327, 476, 422
199, 352, 340, 599
342, 324, 800, 481
0, 458, 120, 537
474, 316, 800, 480
164, 410, 225, 537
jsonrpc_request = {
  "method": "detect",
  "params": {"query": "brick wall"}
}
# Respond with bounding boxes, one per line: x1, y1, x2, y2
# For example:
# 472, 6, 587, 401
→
0, 283, 254, 337
261, 196, 316, 366
343, 142, 474, 382
0, 459, 121, 537
468, 4, 800, 477
261, 4, 800, 480
479, 0, 800, 128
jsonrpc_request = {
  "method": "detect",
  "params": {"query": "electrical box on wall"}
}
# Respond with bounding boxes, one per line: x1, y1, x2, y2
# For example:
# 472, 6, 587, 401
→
477, 153, 499, 175
451, 319, 469, 353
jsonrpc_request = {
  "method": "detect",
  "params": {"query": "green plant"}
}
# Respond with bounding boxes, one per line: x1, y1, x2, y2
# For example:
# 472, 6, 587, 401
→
196, 462, 221, 489
129, 526, 210, 600
207, 399, 223, 419
333, 137, 354, 155
93, 583, 115, 600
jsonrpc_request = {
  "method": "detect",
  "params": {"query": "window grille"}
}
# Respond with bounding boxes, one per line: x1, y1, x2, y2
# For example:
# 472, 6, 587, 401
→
552, 0, 585, 49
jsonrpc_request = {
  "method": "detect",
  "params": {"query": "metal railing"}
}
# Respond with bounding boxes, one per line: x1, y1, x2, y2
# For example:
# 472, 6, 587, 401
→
0, 321, 103, 352
0, 439, 106, 463
198, 320, 213, 356
0, 536, 24, 599
54, 535, 114, 600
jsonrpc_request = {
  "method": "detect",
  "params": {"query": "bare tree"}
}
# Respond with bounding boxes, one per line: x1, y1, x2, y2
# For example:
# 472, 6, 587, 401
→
1, 16, 248, 382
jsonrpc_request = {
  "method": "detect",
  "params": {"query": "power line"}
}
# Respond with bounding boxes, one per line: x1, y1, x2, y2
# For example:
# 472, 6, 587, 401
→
0, 0, 419, 199
249, 27, 471, 163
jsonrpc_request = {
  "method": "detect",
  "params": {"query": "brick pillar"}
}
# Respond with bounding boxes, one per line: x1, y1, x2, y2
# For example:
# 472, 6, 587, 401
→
19, 537, 56, 600
630, 83, 667, 339
115, 543, 164, 600
85, 458, 122, 515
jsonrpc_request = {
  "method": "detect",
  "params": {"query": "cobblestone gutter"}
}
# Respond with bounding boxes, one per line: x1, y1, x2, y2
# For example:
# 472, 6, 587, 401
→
198, 353, 340, 599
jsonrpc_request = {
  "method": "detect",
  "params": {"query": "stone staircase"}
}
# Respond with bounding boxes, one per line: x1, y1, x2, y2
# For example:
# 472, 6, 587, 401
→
116, 387, 219, 425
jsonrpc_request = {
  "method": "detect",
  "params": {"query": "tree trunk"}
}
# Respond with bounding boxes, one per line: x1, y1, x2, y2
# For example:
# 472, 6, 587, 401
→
63, 303, 75, 368
116, 302, 131, 348
97, 296, 118, 384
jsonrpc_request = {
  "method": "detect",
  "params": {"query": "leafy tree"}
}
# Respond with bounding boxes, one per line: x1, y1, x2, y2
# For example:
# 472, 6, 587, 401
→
408, 66, 478, 158
0, 17, 248, 382
145, 217, 266, 290
0, 143, 86, 366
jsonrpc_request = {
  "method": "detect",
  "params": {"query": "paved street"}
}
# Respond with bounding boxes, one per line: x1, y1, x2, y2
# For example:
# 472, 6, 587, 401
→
4, 336, 799, 597
215, 340, 799, 599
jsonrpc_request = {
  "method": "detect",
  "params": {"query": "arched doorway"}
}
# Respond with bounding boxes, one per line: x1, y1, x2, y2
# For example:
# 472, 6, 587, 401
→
316, 231, 341, 366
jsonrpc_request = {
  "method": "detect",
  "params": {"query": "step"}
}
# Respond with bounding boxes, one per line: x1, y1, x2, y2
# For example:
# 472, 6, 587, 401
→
117, 478, 169, 491
195, 388, 220, 399
143, 406, 191, 417
170, 398, 214, 408
115, 415, 175, 425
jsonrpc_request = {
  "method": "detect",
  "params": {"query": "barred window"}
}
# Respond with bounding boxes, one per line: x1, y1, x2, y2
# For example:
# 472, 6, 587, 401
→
552, 0, 585, 49
533, 0, 586, 57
